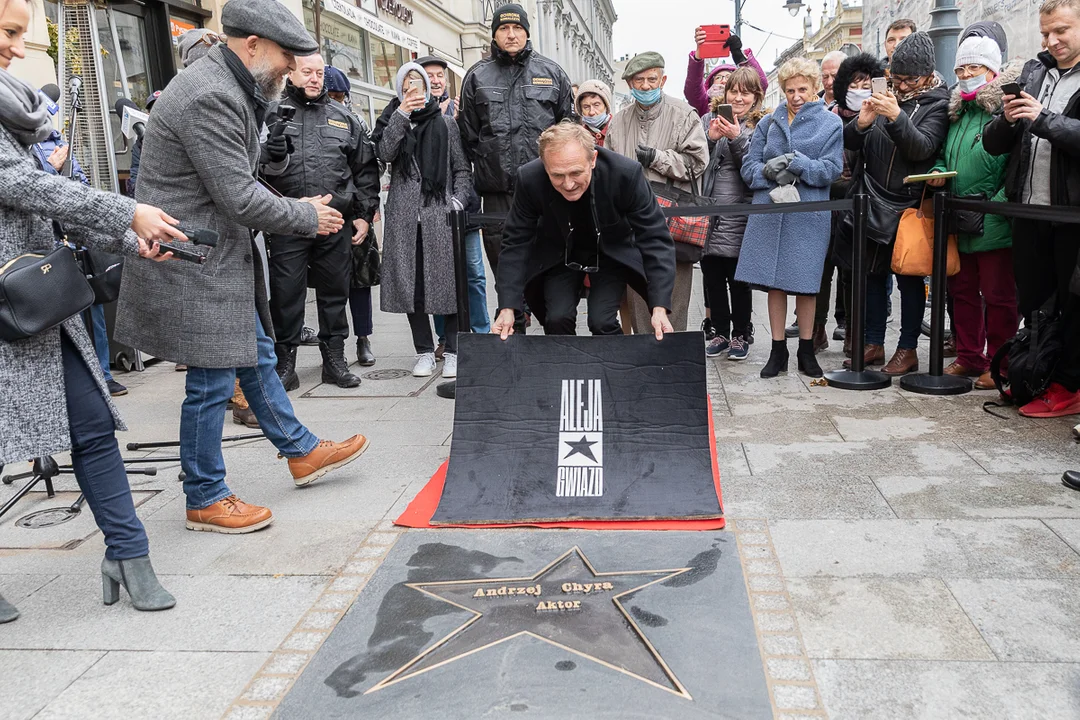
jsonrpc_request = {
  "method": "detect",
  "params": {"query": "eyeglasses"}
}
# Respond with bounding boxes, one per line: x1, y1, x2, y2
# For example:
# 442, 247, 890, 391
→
564, 224, 600, 273
954, 64, 989, 78
195, 32, 225, 49
891, 75, 922, 89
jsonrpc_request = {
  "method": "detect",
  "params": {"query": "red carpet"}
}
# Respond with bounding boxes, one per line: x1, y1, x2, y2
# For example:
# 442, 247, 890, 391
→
395, 398, 724, 530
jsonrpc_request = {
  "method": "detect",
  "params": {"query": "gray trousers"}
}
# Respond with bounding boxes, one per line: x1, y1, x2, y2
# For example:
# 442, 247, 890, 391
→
628, 261, 694, 334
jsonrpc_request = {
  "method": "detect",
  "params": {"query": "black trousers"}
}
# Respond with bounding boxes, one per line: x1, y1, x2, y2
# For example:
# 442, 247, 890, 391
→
268, 223, 352, 347
481, 192, 527, 332
542, 265, 625, 336
700, 255, 752, 339
408, 224, 458, 354
1012, 220, 1080, 391
815, 239, 848, 326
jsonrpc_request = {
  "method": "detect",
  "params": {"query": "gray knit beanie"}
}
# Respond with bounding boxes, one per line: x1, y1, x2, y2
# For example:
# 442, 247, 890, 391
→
890, 31, 936, 77
575, 79, 612, 114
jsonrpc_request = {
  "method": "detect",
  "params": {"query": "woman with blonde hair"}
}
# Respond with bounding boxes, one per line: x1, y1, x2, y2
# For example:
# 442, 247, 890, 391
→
734, 58, 844, 378
701, 67, 765, 361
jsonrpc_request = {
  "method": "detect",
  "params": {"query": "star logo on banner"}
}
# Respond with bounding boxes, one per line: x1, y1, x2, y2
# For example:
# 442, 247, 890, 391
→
365, 547, 693, 698
563, 435, 599, 463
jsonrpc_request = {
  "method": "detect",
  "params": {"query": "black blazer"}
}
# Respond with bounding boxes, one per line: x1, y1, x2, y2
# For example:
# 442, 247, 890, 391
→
496, 146, 676, 321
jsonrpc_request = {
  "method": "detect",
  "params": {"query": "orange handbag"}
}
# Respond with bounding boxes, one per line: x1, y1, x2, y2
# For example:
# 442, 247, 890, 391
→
891, 191, 960, 277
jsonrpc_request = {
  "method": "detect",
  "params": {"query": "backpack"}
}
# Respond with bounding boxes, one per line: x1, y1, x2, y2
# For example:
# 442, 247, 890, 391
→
985, 298, 1063, 416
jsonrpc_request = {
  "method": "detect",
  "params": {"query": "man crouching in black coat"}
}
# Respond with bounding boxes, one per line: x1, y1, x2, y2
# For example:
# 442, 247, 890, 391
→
493, 122, 676, 340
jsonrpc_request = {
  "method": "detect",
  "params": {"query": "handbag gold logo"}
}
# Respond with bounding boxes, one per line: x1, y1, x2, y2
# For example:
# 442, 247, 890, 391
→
41, 264, 52, 274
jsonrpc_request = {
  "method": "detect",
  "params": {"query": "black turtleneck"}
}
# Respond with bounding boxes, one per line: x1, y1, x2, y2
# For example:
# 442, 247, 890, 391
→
285, 80, 327, 106
490, 40, 533, 66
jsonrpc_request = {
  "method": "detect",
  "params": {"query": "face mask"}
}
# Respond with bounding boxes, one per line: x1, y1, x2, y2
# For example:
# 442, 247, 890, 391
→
582, 112, 609, 129
630, 87, 663, 106
957, 74, 988, 95
845, 88, 872, 112
706, 84, 725, 99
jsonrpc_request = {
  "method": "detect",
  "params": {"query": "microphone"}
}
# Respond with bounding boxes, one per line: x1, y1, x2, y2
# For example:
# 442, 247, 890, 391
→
115, 98, 148, 140
68, 75, 82, 104
41, 84, 61, 103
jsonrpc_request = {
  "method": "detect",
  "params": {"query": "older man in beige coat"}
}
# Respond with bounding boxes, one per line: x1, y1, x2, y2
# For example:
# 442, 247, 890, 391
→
607, 51, 709, 334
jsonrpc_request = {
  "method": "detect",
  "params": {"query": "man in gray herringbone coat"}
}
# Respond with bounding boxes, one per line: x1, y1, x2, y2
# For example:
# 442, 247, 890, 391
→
115, 0, 371, 534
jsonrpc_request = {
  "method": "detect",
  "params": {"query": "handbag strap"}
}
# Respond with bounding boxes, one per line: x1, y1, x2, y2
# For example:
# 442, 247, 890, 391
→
916, 182, 929, 218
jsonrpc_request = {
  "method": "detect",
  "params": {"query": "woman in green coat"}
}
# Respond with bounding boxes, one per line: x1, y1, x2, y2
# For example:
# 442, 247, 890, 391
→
927, 37, 1020, 390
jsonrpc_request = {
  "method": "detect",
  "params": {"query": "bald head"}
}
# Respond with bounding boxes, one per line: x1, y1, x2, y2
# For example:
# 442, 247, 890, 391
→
290, 52, 325, 99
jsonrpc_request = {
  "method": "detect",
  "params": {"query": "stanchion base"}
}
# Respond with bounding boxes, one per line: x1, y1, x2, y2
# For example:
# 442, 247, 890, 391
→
823, 369, 893, 391
900, 373, 972, 396
436, 380, 456, 399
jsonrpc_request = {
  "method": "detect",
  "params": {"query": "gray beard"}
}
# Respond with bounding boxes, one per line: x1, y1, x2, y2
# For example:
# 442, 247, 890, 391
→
251, 60, 286, 99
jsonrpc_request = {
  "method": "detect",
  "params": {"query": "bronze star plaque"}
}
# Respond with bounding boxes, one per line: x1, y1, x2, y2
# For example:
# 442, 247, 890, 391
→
367, 547, 693, 698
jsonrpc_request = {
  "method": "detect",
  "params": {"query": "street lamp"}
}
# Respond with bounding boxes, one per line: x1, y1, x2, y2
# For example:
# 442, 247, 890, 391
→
784, 0, 805, 17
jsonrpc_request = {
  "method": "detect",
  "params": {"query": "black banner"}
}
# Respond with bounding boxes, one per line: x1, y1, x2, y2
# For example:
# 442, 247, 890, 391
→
431, 332, 721, 524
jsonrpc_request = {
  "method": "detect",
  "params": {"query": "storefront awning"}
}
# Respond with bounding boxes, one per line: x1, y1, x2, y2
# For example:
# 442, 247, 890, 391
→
322, 0, 420, 54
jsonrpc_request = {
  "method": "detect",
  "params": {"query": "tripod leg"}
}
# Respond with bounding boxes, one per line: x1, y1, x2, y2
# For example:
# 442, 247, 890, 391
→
71, 493, 86, 511
44, 475, 56, 499
0, 475, 44, 520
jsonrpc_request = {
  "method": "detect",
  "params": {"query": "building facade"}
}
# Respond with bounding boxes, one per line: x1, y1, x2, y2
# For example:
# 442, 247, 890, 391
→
532, 0, 617, 86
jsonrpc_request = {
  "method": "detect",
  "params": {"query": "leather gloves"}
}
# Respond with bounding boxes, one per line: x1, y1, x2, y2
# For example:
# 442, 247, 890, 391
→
725, 33, 746, 66
261, 133, 293, 165
636, 144, 657, 168
762, 153, 795, 181
774, 169, 798, 186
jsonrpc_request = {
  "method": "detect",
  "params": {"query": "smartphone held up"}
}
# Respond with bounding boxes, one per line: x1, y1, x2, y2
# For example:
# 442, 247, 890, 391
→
698, 24, 731, 59
871, 77, 889, 96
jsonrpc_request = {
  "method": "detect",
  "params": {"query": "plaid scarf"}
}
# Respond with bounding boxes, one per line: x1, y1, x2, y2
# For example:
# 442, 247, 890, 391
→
894, 73, 944, 104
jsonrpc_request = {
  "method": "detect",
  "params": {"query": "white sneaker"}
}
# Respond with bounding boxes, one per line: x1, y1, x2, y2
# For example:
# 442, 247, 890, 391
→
412, 352, 437, 377
442, 353, 457, 379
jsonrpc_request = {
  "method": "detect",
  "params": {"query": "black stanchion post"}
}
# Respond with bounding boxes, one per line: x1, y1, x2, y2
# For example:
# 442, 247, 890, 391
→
901, 192, 971, 395
825, 193, 892, 390
437, 208, 470, 400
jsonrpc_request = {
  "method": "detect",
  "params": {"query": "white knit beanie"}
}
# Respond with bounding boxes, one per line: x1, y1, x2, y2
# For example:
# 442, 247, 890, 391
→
955, 36, 1002, 74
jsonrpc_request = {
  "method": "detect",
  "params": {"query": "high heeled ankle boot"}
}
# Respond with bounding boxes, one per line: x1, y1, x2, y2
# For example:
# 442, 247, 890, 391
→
102, 556, 176, 611
760, 339, 789, 378
798, 338, 824, 378
0, 592, 19, 623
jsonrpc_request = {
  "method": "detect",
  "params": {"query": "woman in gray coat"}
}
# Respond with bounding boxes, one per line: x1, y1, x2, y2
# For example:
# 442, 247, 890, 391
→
0, 0, 182, 622
376, 62, 471, 380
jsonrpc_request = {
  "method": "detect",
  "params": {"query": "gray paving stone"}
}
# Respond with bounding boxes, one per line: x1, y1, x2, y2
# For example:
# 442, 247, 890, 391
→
875, 474, 1080, 519
713, 409, 843, 443
947, 579, 1080, 662
1044, 519, 1080, 555
32, 651, 267, 720
957, 435, 1080, 475
0, 490, 156, 551
742, 441, 981, 477
0, 574, 58, 605
788, 577, 994, 660
770, 519, 1080, 578
300, 356, 442, 398
0, 575, 325, 651
722, 475, 895, 519
0, 650, 103, 720
814, 659, 1080, 720
715, 443, 751, 477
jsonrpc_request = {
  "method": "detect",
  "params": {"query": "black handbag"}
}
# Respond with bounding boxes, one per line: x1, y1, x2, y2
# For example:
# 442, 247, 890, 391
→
843, 167, 919, 245
950, 192, 987, 236
0, 245, 95, 341
351, 231, 381, 289
77, 248, 124, 304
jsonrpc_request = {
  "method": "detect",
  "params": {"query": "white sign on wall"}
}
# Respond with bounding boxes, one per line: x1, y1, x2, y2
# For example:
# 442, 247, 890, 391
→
322, 0, 420, 52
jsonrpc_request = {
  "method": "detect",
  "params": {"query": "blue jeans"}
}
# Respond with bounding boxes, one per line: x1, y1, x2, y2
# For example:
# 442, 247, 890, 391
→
90, 304, 113, 381
61, 332, 148, 559
180, 313, 319, 510
435, 228, 489, 339
866, 273, 926, 349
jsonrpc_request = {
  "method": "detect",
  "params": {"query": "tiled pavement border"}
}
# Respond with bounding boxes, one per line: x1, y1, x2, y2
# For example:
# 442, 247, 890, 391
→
220, 520, 406, 720
221, 519, 823, 719
732, 518, 828, 719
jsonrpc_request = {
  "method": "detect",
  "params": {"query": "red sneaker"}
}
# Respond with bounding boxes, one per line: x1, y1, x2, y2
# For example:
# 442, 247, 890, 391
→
1018, 383, 1080, 418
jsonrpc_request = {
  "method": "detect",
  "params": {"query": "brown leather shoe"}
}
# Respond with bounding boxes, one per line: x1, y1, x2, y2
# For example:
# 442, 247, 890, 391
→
883, 348, 919, 375
230, 382, 259, 428
974, 371, 996, 390
288, 435, 370, 487
843, 334, 852, 357
186, 495, 273, 534
944, 361, 983, 378
943, 335, 957, 358
435, 342, 445, 361
842, 344, 885, 369
812, 324, 829, 353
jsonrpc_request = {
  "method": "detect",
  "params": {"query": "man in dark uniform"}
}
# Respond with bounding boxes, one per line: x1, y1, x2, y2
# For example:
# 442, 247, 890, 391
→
262, 52, 380, 389
493, 122, 676, 340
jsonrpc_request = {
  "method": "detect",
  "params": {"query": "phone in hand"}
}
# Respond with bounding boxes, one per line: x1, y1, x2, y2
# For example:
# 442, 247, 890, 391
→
698, 24, 732, 59
871, 77, 889, 95
1001, 81, 1024, 98
716, 104, 735, 124
408, 78, 424, 94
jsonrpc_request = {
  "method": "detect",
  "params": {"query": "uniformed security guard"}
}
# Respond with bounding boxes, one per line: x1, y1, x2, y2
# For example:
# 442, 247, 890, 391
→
262, 53, 380, 389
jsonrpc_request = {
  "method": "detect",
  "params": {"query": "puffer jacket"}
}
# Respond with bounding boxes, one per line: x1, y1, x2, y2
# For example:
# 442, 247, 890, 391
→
930, 64, 1021, 254
458, 41, 574, 195
701, 119, 754, 257
839, 83, 950, 274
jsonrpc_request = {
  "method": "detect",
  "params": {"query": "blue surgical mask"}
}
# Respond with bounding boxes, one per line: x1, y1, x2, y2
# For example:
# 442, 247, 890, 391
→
582, 112, 609, 129
844, 88, 872, 113
630, 87, 663, 107
957, 74, 988, 95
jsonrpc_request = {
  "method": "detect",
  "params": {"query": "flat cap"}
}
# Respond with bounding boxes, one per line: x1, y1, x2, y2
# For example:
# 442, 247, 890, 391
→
221, 0, 319, 55
415, 55, 448, 69
622, 51, 665, 80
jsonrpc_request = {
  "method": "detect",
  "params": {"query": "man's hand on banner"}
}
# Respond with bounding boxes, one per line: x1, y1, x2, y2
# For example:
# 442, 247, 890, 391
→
494, 308, 517, 340
651, 307, 673, 340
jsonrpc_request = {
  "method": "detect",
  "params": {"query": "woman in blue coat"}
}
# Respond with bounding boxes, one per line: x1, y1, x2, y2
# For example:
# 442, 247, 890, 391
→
735, 58, 844, 378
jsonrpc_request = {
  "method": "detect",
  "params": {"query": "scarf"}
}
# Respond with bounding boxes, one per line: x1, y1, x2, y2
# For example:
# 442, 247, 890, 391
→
220, 46, 269, 129
895, 73, 944, 104
0, 68, 52, 146
399, 97, 448, 206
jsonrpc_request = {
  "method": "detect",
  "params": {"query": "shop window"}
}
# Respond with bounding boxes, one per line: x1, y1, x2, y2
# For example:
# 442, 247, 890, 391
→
371, 37, 409, 90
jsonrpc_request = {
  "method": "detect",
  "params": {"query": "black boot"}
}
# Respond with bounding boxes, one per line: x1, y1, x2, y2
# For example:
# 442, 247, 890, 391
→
356, 336, 376, 367
275, 344, 299, 391
798, 337, 824, 378
321, 339, 361, 388
760, 339, 789, 378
